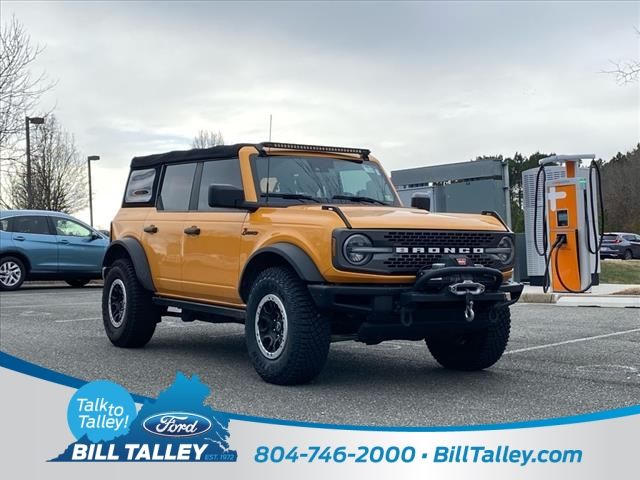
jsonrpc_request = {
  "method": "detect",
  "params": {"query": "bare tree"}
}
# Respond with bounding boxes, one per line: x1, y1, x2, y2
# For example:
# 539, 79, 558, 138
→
0, 15, 54, 171
603, 27, 640, 84
1, 115, 87, 213
192, 129, 224, 148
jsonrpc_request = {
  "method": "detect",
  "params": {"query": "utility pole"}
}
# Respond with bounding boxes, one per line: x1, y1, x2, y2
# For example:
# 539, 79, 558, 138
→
87, 155, 100, 226
25, 116, 45, 209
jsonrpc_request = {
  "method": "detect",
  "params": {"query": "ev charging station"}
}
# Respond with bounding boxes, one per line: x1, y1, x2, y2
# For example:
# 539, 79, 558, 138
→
532, 154, 604, 293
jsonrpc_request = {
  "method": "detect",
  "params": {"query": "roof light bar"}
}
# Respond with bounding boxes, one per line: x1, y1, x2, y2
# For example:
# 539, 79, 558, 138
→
261, 142, 370, 159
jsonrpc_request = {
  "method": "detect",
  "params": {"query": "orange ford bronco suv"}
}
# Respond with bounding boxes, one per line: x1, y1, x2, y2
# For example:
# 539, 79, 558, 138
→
102, 142, 523, 384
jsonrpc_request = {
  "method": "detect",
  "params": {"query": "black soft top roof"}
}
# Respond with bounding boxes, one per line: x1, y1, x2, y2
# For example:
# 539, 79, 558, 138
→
130, 142, 371, 169
130, 143, 256, 169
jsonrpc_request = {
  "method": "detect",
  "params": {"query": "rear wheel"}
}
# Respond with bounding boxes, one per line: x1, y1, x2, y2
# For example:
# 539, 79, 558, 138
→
426, 306, 511, 371
0, 256, 26, 291
66, 279, 91, 288
245, 266, 331, 385
102, 258, 159, 347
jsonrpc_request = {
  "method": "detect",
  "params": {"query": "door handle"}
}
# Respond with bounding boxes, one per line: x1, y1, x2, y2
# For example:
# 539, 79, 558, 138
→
59, 239, 69, 244
14, 235, 25, 241
143, 225, 158, 234
183, 226, 201, 236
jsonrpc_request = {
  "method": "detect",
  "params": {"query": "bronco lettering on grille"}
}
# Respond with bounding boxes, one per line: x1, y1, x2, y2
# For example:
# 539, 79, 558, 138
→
394, 247, 485, 254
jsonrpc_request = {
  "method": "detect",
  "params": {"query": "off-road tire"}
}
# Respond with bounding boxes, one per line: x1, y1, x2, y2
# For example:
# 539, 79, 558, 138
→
102, 258, 159, 348
0, 256, 26, 291
426, 306, 511, 371
245, 266, 331, 385
66, 279, 91, 288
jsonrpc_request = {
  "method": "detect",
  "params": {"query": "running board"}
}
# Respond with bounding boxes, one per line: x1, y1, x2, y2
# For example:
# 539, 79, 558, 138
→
152, 297, 246, 321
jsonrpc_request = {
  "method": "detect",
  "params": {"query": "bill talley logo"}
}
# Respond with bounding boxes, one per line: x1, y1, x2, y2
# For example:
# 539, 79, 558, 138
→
142, 412, 212, 437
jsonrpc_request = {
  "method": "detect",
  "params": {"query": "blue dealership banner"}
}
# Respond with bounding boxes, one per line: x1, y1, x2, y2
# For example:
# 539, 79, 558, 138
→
1, 351, 638, 478
54, 373, 237, 462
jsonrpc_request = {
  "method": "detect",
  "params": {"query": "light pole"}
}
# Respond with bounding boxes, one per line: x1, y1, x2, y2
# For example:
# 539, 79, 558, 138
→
87, 155, 100, 226
25, 116, 45, 209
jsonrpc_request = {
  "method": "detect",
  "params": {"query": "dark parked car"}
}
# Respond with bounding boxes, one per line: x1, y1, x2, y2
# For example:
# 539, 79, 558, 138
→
600, 232, 640, 260
0, 210, 109, 291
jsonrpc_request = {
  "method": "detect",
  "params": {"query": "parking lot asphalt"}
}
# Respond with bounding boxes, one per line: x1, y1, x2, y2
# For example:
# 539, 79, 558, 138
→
1, 285, 639, 427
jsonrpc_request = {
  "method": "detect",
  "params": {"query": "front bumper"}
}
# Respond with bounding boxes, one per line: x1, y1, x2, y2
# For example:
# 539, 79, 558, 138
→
309, 267, 522, 314
308, 266, 523, 343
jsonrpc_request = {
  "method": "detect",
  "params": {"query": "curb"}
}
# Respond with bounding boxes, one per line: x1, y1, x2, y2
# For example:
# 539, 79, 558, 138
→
519, 292, 640, 308
519, 293, 558, 304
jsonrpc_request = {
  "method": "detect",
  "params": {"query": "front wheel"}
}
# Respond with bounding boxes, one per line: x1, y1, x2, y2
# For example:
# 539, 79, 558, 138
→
426, 306, 511, 371
0, 256, 26, 291
245, 267, 331, 385
102, 259, 160, 348
624, 249, 633, 260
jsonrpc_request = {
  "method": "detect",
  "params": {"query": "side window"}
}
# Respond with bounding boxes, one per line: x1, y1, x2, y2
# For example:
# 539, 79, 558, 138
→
125, 168, 156, 204
623, 234, 635, 241
158, 163, 197, 211
54, 218, 91, 237
9, 216, 52, 235
197, 158, 243, 210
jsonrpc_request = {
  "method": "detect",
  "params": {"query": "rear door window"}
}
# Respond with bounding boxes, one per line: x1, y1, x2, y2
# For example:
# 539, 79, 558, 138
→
9, 216, 52, 235
158, 163, 197, 211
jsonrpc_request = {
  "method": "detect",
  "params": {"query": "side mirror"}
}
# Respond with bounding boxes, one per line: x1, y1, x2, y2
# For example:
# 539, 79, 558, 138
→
411, 193, 431, 211
90, 232, 101, 241
208, 184, 245, 209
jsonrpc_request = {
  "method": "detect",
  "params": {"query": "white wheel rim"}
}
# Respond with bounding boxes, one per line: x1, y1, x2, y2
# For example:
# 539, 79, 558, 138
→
255, 294, 288, 360
108, 279, 127, 328
0, 261, 22, 287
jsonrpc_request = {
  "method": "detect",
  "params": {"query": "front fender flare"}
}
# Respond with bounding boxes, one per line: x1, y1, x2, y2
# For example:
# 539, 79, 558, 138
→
103, 237, 155, 291
239, 242, 324, 301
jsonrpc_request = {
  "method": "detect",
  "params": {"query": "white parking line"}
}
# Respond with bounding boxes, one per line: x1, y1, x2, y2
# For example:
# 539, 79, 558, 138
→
504, 328, 640, 354
0, 302, 97, 309
387, 328, 640, 354
55, 317, 101, 323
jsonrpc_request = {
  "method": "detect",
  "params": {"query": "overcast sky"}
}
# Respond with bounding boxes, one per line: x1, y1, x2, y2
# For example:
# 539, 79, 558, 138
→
5, 1, 639, 228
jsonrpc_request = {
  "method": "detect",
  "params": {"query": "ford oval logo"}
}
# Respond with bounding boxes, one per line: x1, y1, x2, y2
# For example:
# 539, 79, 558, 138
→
142, 412, 212, 437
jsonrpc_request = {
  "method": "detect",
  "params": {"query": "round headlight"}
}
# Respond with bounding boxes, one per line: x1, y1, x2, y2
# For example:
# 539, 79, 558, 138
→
496, 236, 515, 264
342, 234, 373, 265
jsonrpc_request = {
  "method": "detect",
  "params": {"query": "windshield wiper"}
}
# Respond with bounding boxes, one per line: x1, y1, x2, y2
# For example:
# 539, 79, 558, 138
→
331, 194, 389, 206
261, 193, 321, 203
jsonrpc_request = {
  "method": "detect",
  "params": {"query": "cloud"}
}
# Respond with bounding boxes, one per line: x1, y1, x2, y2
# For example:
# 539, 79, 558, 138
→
5, 1, 638, 227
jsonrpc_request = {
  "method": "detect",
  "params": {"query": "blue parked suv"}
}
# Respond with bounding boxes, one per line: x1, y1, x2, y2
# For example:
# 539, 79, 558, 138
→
0, 210, 109, 291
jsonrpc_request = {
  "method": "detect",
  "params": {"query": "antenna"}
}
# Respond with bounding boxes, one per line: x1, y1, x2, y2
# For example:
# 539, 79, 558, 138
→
268, 114, 272, 142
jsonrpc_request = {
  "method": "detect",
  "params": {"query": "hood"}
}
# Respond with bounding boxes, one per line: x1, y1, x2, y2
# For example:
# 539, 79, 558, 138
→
276, 205, 508, 231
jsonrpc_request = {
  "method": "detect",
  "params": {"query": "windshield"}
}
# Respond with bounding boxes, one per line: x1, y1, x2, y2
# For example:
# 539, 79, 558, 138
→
251, 155, 399, 206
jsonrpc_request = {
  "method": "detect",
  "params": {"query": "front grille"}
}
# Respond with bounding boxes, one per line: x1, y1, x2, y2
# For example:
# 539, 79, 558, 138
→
383, 252, 501, 272
383, 231, 502, 274
333, 229, 511, 275
382, 231, 502, 273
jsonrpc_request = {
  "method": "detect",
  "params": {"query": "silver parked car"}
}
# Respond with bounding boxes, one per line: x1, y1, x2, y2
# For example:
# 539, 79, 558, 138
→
600, 232, 640, 260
